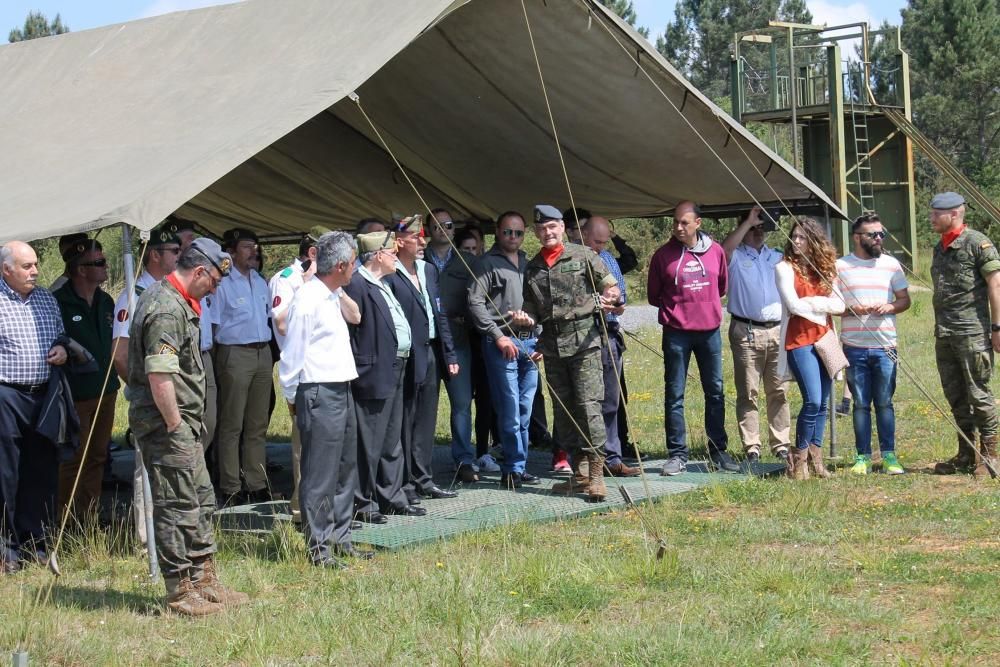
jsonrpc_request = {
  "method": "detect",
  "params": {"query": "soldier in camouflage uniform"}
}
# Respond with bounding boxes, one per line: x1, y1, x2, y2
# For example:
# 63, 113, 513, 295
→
512, 205, 621, 502
128, 238, 249, 615
929, 192, 1000, 479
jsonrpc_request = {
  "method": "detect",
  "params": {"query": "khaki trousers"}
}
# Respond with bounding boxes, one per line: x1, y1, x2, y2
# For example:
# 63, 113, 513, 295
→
58, 393, 117, 516
214, 344, 273, 495
728, 319, 791, 453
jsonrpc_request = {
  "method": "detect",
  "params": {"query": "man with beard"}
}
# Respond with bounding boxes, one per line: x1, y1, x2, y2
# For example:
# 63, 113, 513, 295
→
835, 213, 910, 475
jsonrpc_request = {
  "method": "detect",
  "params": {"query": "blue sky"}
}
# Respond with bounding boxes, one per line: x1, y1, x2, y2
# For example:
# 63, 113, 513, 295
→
2, 1, 907, 40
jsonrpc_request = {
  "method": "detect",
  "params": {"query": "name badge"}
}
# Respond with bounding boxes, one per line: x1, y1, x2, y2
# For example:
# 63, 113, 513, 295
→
71, 315, 83, 322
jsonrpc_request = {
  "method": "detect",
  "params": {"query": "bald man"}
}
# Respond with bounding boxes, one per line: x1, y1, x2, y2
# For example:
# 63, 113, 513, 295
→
1, 241, 68, 572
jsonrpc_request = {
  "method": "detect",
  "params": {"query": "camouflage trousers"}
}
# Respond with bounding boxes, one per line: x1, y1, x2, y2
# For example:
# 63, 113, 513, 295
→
138, 421, 217, 578
935, 335, 999, 439
544, 347, 607, 458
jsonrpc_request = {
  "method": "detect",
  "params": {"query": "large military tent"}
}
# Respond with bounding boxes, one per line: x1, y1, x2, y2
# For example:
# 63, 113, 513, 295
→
0, 0, 842, 244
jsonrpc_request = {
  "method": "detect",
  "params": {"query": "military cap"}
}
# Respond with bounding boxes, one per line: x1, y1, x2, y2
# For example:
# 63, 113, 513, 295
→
931, 192, 965, 210
534, 204, 563, 224
221, 227, 259, 247
189, 237, 232, 277
61, 238, 101, 264
357, 231, 396, 254
393, 214, 424, 235
164, 217, 195, 235
307, 225, 332, 242
58, 232, 89, 256
148, 223, 181, 247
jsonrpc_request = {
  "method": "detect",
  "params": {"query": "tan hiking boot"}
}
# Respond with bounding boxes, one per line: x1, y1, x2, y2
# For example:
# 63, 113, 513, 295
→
934, 433, 977, 474
974, 436, 998, 480
552, 457, 589, 493
193, 557, 249, 606
586, 453, 606, 502
808, 445, 832, 479
789, 447, 810, 481
165, 574, 224, 616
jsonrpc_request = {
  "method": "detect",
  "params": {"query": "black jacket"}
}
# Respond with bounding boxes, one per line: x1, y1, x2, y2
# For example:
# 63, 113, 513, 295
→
385, 261, 457, 386
37, 365, 80, 462
344, 271, 400, 401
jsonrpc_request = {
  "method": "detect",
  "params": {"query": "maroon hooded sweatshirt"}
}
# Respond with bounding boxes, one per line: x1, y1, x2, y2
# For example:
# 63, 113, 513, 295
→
646, 232, 728, 332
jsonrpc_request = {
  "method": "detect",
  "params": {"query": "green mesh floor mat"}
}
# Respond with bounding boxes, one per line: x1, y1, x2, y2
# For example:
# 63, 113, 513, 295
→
215, 446, 786, 550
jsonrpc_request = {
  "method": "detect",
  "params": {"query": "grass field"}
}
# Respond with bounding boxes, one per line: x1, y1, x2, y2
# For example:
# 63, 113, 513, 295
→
3, 288, 999, 665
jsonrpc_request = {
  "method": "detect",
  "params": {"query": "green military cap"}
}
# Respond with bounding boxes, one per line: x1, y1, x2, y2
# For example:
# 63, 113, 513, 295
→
221, 227, 259, 248
393, 213, 423, 235
148, 223, 182, 248
163, 216, 196, 236
357, 231, 396, 254
58, 232, 89, 256
61, 238, 102, 264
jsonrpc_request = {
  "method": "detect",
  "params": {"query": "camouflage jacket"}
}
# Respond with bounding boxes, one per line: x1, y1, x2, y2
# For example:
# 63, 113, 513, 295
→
126, 280, 205, 440
523, 243, 617, 358
931, 227, 1000, 338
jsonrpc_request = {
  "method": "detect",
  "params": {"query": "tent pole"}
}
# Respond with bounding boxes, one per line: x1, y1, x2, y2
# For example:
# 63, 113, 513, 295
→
121, 223, 159, 582
823, 204, 838, 460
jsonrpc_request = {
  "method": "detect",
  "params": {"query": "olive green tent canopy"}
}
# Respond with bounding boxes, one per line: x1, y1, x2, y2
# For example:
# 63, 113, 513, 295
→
0, 0, 842, 244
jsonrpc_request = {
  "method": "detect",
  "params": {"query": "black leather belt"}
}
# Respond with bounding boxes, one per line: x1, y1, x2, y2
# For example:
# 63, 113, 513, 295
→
225, 341, 269, 349
1, 381, 48, 394
732, 315, 780, 328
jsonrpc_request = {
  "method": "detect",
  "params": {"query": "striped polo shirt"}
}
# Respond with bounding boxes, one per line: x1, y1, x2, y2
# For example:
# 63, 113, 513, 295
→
835, 253, 908, 348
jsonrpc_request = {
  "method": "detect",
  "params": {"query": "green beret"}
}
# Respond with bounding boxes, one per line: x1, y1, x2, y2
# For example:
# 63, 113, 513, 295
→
148, 223, 181, 248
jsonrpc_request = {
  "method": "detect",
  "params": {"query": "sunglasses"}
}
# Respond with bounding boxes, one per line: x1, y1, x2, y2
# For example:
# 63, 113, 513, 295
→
158, 246, 182, 255
501, 229, 524, 238
80, 258, 108, 267
436, 221, 454, 230
858, 231, 886, 240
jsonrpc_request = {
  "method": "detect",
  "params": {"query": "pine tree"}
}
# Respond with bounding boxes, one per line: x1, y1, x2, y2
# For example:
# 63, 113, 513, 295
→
596, 0, 650, 38
9, 11, 69, 43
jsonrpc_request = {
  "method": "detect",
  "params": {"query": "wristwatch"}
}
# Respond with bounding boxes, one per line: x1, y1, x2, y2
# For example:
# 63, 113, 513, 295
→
991, 324, 1000, 332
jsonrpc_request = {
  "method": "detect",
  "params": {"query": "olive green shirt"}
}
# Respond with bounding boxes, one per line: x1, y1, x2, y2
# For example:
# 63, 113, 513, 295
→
53, 283, 120, 401
126, 280, 205, 440
523, 243, 617, 358
931, 227, 1000, 338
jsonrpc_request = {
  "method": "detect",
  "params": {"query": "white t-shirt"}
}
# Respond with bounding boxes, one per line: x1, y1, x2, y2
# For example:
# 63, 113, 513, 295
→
835, 253, 908, 348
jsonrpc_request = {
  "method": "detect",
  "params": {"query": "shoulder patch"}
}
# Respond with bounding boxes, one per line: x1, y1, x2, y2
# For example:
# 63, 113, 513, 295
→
273, 295, 282, 308
981, 240, 994, 250
134, 284, 145, 296
280, 267, 294, 278
116, 309, 129, 323
158, 342, 178, 355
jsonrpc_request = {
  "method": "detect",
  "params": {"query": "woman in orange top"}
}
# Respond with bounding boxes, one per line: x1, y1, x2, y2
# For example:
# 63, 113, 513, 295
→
774, 218, 844, 479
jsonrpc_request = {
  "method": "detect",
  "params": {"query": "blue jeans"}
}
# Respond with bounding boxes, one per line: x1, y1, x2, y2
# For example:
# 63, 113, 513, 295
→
662, 328, 727, 461
844, 346, 897, 456
482, 336, 538, 474
787, 345, 831, 450
445, 335, 475, 467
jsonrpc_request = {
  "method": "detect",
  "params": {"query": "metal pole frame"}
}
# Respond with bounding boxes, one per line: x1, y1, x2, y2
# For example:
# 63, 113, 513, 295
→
121, 223, 159, 581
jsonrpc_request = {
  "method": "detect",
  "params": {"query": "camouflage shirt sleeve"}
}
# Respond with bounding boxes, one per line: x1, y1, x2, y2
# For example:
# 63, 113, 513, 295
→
142, 312, 187, 375
589, 252, 618, 291
974, 235, 1000, 279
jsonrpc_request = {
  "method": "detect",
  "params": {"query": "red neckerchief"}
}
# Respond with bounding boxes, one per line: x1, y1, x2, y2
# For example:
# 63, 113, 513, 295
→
540, 243, 565, 268
166, 273, 202, 316
941, 224, 966, 250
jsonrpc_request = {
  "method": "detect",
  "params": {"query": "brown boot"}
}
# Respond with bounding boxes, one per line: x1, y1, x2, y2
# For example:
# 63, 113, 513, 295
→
789, 447, 810, 481
973, 435, 998, 480
808, 445, 832, 479
934, 432, 977, 474
586, 453, 606, 502
552, 456, 589, 494
193, 557, 250, 606
165, 574, 224, 616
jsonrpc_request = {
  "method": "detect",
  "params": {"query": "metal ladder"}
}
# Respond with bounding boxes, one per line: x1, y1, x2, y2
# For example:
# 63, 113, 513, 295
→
848, 64, 876, 213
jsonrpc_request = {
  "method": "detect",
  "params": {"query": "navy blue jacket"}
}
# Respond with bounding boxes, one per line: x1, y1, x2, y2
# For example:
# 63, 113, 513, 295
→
343, 271, 399, 401
385, 261, 457, 386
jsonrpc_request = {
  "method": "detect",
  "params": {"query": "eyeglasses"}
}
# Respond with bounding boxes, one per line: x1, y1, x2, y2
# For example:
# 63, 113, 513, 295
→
858, 231, 886, 240
201, 267, 221, 290
501, 229, 524, 238
80, 258, 108, 267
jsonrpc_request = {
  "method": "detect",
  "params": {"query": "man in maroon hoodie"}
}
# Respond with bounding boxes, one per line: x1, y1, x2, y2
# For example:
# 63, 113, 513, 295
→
647, 201, 740, 475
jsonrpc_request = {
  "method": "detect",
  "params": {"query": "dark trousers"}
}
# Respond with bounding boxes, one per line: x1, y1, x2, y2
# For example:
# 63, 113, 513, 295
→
470, 331, 498, 457
601, 330, 625, 463
354, 358, 407, 514
296, 381, 356, 562
662, 327, 728, 461
617, 369, 630, 452
0, 384, 58, 562
529, 384, 552, 445
402, 344, 439, 494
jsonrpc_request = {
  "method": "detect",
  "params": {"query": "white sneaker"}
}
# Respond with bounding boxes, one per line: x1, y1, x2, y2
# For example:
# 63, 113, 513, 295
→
476, 454, 501, 473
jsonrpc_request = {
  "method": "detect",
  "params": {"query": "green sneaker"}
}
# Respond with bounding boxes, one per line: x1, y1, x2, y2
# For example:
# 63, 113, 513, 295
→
850, 454, 872, 475
881, 451, 905, 475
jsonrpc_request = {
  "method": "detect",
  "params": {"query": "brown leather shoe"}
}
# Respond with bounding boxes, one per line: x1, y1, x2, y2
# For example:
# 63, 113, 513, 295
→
606, 460, 640, 477
789, 447, 810, 481
552, 457, 589, 493
193, 557, 249, 607
165, 575, 225, 616
974, 436, 998, 480
457, 464, 480, 484
808, 445, 832, 479
586, 453, 606, 502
